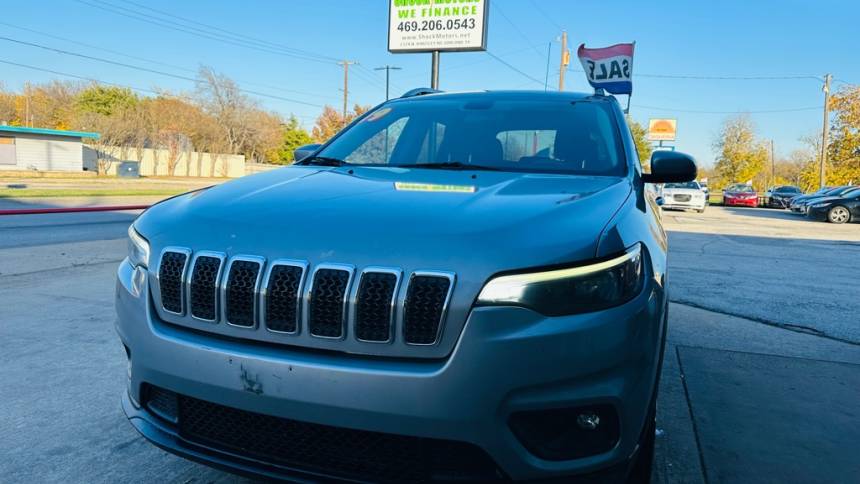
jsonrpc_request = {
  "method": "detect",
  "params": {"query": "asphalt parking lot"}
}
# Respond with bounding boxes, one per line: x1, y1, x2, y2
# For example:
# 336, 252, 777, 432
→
1, 201, 858, 483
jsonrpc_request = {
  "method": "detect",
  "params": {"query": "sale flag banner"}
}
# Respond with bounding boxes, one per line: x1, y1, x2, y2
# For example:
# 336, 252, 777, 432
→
577, 43, 635, 95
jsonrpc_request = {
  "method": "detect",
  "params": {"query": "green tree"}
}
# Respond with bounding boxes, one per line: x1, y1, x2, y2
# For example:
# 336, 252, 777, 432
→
826, 86, 860, 185
627, 118, 653, 169
272, 116, 312, 164
712, 115, 768, 190
76, 85, 138, 116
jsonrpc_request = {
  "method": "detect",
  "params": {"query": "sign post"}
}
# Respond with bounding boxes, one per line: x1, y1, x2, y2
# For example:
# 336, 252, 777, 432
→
388, 0, 489, 90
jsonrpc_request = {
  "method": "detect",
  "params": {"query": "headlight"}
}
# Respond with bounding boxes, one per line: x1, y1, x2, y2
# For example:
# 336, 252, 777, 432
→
476, 244, 644, 317
128, 225, 151, 269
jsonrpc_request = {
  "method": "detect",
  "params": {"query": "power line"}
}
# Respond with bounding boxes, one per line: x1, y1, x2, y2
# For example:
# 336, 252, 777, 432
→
491, 2, 545, 59
0, 21, 338, 101
564, 65, 822, 82
633, 104, 821, 114
486, 50, 545, 86
113, 0, 339, 63
528, 0, 564, 31
73, 0, 336, 65
0, 36, 325, 108
0, 58, 161, 95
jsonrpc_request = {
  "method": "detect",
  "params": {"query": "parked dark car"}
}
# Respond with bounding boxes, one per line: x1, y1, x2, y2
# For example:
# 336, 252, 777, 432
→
723, 183, 758, 207
806, 188, 860, 223
765, 185, 802, 208
790, 186, 856, 214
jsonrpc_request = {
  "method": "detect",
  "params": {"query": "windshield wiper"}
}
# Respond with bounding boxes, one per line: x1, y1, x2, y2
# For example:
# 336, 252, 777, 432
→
302, 156, 350, 167
391, 162, 502, 171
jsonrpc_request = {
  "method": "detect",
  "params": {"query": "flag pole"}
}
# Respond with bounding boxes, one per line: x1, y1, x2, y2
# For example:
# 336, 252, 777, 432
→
625, 41, 636, 115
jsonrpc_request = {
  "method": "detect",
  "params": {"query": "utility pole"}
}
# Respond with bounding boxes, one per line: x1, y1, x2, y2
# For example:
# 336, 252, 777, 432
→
338, 60, 358, 119
431, 51, 440, 90
770, 139, 775, 188
819, 74, 832, 189
558, 31, 569, 91
374, 65, 402, 100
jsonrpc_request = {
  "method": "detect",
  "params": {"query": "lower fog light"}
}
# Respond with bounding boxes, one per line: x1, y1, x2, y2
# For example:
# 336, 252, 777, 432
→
509, 404, 620, 461
576, 412, 601, 431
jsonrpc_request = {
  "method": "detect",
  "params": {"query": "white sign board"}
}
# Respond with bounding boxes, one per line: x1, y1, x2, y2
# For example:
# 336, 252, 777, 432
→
388, 0, 489, 53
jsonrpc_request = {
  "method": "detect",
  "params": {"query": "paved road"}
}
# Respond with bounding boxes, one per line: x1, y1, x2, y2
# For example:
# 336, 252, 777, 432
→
662, 207, 860, 344
1, 205, 858, 483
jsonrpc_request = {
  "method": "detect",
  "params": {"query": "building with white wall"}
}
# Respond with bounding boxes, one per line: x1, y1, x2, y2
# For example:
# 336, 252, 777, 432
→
0, 125, 100, 172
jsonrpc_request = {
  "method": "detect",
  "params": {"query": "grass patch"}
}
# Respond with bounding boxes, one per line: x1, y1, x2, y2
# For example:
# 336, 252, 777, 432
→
0, 188, 189, 198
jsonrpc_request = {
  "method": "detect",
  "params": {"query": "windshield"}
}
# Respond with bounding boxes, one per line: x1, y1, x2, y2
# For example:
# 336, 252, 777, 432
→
311, 98, 626, 176
727, 184, 755, 193
664, 182, 700, 189
775, 186, 800, 193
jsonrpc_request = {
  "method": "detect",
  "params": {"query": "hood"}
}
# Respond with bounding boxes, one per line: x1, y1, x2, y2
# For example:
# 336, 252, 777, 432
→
138, 165, 631, 273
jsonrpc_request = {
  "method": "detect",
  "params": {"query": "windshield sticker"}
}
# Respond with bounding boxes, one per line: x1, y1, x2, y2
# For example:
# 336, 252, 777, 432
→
394, 182, 476, 193
364, 107, 392, 122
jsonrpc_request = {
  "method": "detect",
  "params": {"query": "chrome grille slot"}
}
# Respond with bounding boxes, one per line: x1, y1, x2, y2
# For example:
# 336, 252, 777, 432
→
159, 249, 189, 315
189, 254, 223, 321
403, 273, 454, 345
223, 258, 263, 328
354, 270, 399, 342
264, 262, 306, 334
308, 266, 353, 339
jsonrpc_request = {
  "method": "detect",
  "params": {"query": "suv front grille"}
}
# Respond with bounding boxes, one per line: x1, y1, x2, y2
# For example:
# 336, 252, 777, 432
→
355, 272, 398, 342
175, 392, 501, 482
264, 264, 305, 333
189, 255, 222, 321
158, 250, 188, 314
156, 250, 455, 349
404, 275, 452, 345
308, 268, 351, 338
225, 259, 262, 327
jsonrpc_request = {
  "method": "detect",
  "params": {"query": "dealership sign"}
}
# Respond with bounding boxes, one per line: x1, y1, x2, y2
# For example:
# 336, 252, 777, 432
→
577, 43, 635, 95
647, 119, 678, 141
388, 0, 489, 53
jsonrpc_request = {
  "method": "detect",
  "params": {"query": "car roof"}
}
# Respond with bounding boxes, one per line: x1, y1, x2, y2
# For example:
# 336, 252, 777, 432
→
388, 89, 609, 104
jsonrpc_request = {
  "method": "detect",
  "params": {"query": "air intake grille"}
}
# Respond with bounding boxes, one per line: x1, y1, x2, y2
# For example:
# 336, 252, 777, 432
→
355, 272, 397, 342
159, 251, 187, 314
265, 265, 304, 333
404, 275, 451, 345
225, 260, 261, 327
176, 392, 501, 482
309, 269, 350, 338
189, 256, 221, 321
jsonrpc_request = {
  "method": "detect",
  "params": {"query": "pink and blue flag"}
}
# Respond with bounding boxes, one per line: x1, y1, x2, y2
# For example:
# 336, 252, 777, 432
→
577, 43, 635, 95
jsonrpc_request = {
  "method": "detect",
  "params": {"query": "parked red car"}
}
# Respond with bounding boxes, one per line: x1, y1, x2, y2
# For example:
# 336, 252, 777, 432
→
723, 184, 759, 207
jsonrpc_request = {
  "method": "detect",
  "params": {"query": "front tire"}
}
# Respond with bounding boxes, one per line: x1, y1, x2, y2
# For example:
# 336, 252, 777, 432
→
827, 206, 850, 224
628, 404, 656, 483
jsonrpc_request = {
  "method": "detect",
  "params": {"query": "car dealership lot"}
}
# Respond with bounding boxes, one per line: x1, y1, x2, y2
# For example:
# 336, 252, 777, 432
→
1, 205, 858, 483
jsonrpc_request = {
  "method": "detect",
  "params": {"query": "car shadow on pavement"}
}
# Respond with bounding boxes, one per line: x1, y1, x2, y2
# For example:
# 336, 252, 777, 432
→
719, 206, 816, 222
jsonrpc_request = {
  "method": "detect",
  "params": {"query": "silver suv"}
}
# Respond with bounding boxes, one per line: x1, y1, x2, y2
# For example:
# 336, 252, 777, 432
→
116, 89, 696, 482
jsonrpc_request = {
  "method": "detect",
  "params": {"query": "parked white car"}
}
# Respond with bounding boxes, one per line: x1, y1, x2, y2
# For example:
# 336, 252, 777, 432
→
660, 181, 707, 213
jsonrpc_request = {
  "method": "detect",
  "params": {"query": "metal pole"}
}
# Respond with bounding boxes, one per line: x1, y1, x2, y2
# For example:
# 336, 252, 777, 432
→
544, 41, 552, 91
431, 51, 440, 89
558, 31, 567, 91
374, 65, 402, 101
819, 74, 832, 189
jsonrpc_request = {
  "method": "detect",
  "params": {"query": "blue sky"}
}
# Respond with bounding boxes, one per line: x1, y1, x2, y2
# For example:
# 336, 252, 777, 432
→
2, 0, 857, 166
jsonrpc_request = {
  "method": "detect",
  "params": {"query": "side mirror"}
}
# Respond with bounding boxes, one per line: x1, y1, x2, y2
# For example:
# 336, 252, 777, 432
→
642, 151, 697, 184
294, 143, 321, 162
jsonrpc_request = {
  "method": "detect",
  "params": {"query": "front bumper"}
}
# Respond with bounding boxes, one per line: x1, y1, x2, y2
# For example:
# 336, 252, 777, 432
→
724, 197, 758, 207
661, 197, 706, 211
116, 259, 665, 481
805, 206, 830, 221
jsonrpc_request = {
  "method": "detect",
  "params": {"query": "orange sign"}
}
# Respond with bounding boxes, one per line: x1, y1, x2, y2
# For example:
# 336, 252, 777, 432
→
647, 119, 677, 141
